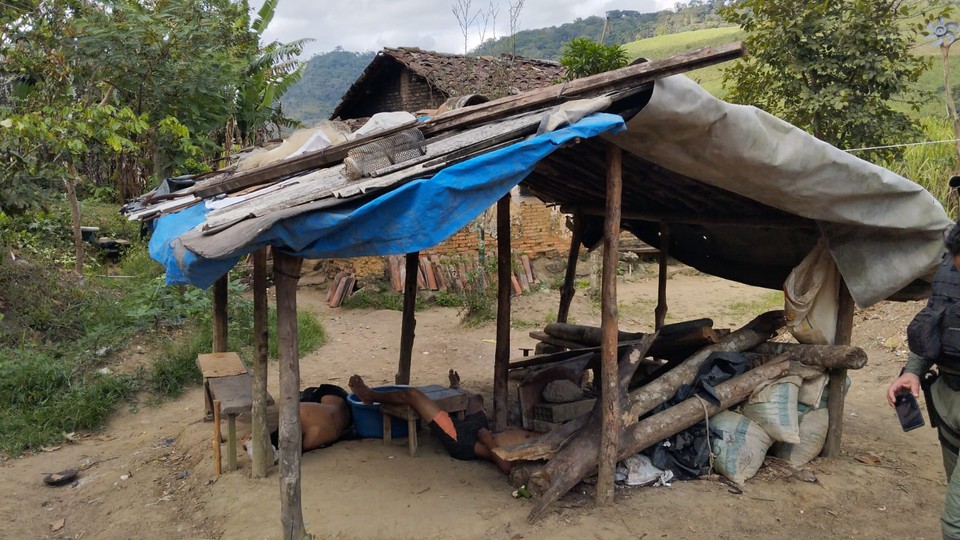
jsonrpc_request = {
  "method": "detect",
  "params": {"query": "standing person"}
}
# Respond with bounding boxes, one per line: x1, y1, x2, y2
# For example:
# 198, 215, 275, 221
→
888, 221, 960, 539
349, 371, 538, 474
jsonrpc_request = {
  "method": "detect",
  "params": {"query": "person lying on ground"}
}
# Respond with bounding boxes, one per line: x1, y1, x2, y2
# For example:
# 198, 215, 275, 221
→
242, 384, 354, 462
348, 370, 539, 474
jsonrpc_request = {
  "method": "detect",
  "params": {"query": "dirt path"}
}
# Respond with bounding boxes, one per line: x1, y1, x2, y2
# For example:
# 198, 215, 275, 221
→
0, 270, 945, 539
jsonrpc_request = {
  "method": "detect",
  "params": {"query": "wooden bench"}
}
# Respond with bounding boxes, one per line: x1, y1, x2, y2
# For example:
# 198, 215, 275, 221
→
197, 352, 274, 472
380, 385, 469, 457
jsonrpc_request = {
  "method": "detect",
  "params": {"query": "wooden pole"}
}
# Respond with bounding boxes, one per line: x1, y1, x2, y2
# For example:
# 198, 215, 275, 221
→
821, 278, 854, 458
495, 194, 512, 431
557, 213, 582, 324
213, 399, 222, 478
396, 252, 419, 385
251, 248, 270, 478
213, 274, 228, 353
597, 143, 622, 506
273, 251, 307, 540
654, 222, 670, 330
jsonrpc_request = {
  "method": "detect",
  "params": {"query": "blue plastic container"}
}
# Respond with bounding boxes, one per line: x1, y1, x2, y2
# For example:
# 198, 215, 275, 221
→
347, 385, 418, 439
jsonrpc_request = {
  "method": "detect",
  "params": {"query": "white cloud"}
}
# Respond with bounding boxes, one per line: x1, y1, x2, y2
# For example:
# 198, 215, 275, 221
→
253, 0, 676, 58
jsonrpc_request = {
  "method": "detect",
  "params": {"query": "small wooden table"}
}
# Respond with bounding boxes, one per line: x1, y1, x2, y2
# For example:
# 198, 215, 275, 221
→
380, 385, 469, 457
197, 352, 274, 472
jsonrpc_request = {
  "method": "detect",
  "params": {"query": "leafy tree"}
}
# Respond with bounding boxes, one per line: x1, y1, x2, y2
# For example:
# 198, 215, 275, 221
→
232, 0, 312, 147
560, 38, 628, 79
719, 0, 934, 160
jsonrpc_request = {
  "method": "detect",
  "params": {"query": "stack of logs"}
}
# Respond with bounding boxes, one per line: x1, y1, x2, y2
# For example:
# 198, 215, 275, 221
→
499, 311, 868, 521
386, 254, 538, 295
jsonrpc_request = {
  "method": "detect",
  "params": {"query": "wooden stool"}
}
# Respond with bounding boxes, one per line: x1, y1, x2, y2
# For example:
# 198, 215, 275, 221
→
197, 352, 274, 472
381, 385, 469, 457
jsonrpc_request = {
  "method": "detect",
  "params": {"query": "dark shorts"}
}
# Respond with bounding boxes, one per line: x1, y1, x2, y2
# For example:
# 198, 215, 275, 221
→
428, 410, 489, 461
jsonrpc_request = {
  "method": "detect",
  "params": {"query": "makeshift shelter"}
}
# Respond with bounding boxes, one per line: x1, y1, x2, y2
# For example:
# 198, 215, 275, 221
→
127, 43, 952, 537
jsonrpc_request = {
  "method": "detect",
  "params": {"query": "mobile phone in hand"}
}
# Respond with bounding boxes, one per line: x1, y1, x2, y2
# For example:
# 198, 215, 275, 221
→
895, 392, 925, 432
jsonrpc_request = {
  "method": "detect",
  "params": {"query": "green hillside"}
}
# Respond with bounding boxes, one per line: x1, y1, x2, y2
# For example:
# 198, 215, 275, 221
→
622, 26, 743, 96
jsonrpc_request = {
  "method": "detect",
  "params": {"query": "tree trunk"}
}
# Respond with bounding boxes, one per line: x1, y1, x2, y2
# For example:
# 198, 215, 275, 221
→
750, 342, 866, 370
495, 195, 513, 431
251, 248, 270, 478
65, 166, 84, 277
274, 251, 308, 540
596, 143, 623, 505
396, 252, 419, 385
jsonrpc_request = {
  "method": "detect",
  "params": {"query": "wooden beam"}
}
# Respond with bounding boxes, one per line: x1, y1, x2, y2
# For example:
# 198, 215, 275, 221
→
251, 248, 270, 478
495, 195, 512, 431
213, 275, 228, 353
597, 143, 623, 506
822, 278, 855, 458
655, 222, 670, 330
273, 251, 307, 540
572, 207, 811, 228
396, 252, 419, 385
557, 213, 582, 324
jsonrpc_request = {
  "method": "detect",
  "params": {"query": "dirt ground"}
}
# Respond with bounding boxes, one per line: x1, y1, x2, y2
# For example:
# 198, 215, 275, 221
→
0, 265, 948, 539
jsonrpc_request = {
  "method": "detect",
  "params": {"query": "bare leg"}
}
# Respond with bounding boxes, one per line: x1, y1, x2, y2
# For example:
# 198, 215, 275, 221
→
475, 428, 513, 474
350, 374, 442, 422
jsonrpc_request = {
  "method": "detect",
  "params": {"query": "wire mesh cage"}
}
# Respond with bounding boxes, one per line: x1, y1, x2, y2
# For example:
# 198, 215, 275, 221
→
343, 128, 427, 181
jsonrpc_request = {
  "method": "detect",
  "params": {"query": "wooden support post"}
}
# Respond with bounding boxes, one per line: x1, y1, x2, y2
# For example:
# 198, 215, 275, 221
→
597, 143, 622, 505
396, 252, 419, 385
228, 414, 237, 471
213, 274, 228, 353
251, 248, 270, 478
655, 222, 670, 330
273, 251, 308, 540
557, 213, 582, 324
213, 399, 222, 477
495, 194, 512, 431
822, 278, 854, 458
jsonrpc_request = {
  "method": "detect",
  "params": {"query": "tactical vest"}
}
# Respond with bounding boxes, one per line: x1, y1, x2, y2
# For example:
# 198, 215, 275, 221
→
932, 254, 960, 369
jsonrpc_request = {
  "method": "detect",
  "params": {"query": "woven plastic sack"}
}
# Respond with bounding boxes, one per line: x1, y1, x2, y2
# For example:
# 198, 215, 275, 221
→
742, 376, 802, 444
711, 410, 773, 485
771, 408, 829, 466
784, 240, 839, 345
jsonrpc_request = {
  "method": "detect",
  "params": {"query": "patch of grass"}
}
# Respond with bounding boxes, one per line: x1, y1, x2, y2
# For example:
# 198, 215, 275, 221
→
341, 288, 405, 311
0, 348, 139, 454
720, 291, 784, 321
433, 290, 463, 308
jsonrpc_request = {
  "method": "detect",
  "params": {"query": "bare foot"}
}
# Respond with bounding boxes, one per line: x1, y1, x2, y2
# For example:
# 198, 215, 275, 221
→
448, 369, 461, 389
349, 374, 375, 405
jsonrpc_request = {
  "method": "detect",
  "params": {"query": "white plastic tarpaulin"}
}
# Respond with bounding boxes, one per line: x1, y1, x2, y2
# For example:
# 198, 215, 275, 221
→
609, 75, 953, 307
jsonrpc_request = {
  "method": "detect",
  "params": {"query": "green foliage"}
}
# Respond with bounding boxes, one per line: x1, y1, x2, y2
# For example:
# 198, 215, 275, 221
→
434, 290, 463, 308
234, 0, 312, 145
341, 288, 406, 311
878, 116, 958, 217
0, 348, 140, 455
560, 38, 628, 79
719, 0, 933, 162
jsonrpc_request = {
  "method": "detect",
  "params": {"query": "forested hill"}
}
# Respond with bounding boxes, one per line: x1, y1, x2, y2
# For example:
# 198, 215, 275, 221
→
474, 3, 727, 60
282, 48, 375, 126
282, 1, 727, 125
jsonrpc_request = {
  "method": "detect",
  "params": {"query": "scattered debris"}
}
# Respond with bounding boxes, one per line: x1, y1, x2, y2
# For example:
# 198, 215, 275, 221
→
855, 454, 882, 466
50, 518, 65, 532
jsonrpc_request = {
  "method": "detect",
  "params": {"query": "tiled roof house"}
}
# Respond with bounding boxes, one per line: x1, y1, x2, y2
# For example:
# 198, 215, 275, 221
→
331, 47, 567, 120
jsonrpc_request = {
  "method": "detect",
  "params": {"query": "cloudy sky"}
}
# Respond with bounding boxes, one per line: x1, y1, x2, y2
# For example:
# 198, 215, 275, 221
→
253, 0, 677, 59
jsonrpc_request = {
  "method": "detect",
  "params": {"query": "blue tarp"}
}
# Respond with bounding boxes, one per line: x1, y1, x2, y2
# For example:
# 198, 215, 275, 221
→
150, 113, 626, 289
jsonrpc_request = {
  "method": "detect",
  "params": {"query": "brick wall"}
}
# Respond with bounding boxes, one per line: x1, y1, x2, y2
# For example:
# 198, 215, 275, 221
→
304, 197, 572, 282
